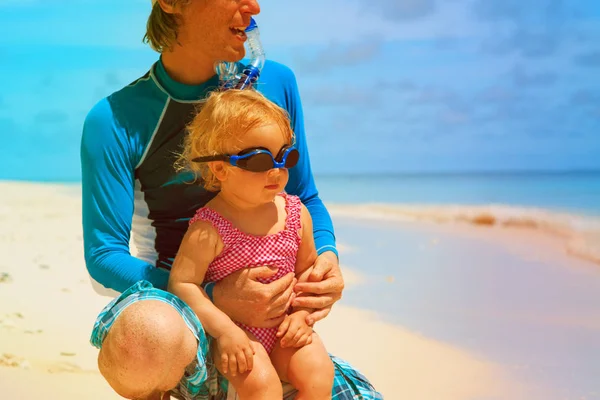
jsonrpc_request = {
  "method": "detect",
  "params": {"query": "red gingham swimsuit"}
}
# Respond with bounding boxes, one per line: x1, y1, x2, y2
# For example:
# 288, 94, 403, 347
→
189, 193, 302, 353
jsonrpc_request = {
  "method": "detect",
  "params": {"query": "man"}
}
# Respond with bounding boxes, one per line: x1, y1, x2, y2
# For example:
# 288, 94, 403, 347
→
82, 0, 382, 398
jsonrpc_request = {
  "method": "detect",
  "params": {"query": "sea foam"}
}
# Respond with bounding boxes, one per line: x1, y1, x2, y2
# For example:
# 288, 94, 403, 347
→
328, 203, 600, 266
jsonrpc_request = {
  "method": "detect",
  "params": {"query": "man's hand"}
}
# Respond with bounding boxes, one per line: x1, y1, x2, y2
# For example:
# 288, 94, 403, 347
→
213, 266, 296, 328
292, 251, 344, 325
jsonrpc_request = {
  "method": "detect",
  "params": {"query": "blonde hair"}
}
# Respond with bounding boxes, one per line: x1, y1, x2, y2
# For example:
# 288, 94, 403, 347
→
144, 0, 191, 53
178, 90, 295, 191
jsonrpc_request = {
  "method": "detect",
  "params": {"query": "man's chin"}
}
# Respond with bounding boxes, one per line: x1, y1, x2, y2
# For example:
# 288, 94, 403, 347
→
222, 47, 246, 63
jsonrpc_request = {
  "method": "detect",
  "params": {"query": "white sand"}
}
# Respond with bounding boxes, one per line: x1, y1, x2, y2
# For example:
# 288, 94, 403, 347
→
0, 181, 527, 399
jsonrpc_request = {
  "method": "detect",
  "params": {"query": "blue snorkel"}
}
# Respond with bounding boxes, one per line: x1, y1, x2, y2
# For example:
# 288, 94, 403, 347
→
216, 17, 265, 90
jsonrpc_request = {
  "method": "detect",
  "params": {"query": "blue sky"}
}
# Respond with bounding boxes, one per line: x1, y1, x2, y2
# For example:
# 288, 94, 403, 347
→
1, 0, 599, 180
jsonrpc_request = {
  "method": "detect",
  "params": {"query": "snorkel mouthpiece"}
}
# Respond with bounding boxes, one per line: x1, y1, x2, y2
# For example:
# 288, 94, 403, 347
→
216, 17, 265, 90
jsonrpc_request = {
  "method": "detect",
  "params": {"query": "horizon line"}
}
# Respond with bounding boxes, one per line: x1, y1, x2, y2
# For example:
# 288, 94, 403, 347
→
314, 168, 600, 178
2, 167, 600, 185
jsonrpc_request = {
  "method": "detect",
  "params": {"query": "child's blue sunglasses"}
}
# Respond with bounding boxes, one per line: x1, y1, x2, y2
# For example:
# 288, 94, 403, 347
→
192, 145, 299, 172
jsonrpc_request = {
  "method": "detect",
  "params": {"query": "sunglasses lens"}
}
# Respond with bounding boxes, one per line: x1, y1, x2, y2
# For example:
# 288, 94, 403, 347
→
284, 149, 299, 168
237, 153, 273, 172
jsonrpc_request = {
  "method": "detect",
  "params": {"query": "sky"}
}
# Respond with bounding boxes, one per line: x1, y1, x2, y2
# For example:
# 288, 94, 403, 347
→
1, 0, 599, 181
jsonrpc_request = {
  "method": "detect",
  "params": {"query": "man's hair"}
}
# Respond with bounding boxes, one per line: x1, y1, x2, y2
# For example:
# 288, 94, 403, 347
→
144, 0, 191, 52
177, 90, 295, 191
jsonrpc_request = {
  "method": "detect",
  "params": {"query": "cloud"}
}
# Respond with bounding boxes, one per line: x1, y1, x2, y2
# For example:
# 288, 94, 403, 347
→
370, 80, 419, 95
511, 65, 557, 87
570, 90, 600, 107
439, 109, 470, 125
382, 84, 473, 128
574, 51, 600, 67
397, 81, 419, 91
472, 0, 580, 58
472, 87, 541, 124
293, 39, 382, 74
359, 0, 436, 22
480, 29, 561, 58
261, 0, 480, 49
409, 87, 460, 106
302, 86, 380, 107
478, 86, 516, 103
472, 0, 563, 22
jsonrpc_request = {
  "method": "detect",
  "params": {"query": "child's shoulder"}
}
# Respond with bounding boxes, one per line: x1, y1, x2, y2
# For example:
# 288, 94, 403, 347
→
189, 206, 219, 227
188, 203, 235, 242
280, 192, 302, 206
183, 212, 222, 249
280, 193, 307, 215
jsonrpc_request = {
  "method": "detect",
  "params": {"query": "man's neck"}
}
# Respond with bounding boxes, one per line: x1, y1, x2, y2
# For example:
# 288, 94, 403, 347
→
161, 49, 216, 86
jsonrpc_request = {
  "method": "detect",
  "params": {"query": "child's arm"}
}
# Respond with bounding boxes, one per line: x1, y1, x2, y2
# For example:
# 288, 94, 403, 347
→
276, 204, 319, 348
168, 221, 234, 337
294, 203, 319, 286
168, 221, 254, 374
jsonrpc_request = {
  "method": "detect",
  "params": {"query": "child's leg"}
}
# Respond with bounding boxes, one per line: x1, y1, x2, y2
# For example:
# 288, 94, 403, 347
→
211, 331, 282, 400
271, 333, 334, 400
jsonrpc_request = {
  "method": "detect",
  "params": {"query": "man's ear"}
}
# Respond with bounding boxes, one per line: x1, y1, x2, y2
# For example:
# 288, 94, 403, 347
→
208, 161, 229, 182
156, 0, 178, 14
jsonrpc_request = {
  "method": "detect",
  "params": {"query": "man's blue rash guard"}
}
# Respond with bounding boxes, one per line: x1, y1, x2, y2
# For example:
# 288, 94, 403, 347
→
81, 59, 337, 294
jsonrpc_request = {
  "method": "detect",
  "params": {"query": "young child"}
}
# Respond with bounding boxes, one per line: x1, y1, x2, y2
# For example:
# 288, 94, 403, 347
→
168, 89, 335, 400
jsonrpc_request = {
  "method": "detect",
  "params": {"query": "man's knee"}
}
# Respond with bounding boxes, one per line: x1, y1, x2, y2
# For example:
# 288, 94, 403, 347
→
98, 300, 193, 398
114, 300, 184, 336
100, 300, 188, 366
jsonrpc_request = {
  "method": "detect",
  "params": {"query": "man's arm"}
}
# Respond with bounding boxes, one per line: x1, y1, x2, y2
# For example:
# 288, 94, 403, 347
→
280, 67, 338, 257
279, 66, 344, 323
81, 98, 168, 293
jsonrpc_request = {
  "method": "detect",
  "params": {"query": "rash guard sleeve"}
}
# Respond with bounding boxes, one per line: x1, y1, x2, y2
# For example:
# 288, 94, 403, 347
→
81, 98, 169, 293
278, 67, 338, 257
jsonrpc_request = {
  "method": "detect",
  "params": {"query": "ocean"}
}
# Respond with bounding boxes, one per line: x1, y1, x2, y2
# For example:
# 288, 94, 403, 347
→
315, 170, 600, 216
315, 171, 600, 266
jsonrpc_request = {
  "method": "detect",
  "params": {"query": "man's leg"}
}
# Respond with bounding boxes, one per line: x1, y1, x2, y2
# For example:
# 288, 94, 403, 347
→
328, 355, 384, 400
98, 300, 197, 399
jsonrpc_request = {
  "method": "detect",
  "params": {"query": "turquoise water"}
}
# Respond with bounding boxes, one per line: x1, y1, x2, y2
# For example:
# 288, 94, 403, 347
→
315, 171, 600, 216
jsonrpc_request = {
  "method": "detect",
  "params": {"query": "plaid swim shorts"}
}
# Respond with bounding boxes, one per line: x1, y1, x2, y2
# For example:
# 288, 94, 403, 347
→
90, 280, 384, 399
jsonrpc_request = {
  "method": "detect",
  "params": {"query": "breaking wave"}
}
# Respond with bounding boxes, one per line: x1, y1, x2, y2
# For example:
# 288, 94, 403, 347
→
327, 203, 600, 266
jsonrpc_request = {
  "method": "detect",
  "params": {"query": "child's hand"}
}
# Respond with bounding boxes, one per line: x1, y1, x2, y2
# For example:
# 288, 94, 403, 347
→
276, 310, 313, 348
215, 326, 255, 376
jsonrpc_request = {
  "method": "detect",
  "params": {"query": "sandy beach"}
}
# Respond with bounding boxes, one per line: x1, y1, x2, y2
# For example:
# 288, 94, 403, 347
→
1, 181, 599, 399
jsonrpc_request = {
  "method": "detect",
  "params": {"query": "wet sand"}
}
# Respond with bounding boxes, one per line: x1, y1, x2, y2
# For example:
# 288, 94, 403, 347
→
330, 211, 600, 399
